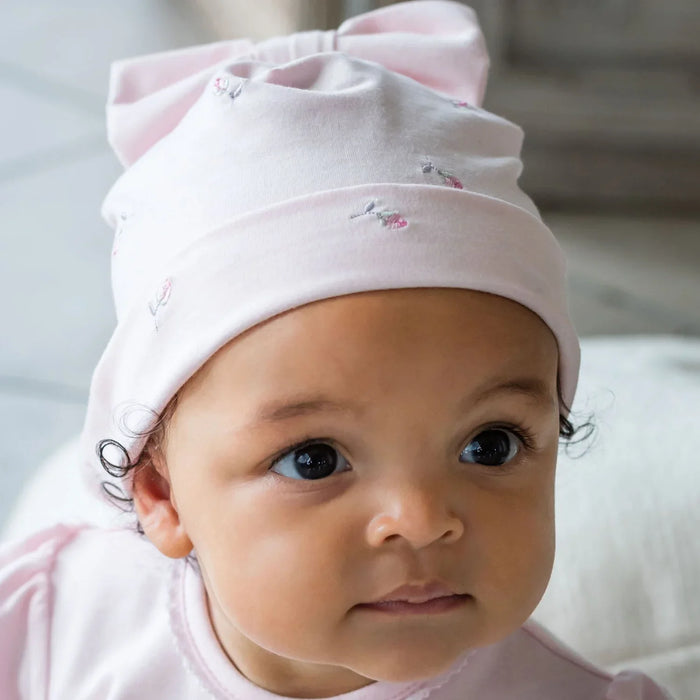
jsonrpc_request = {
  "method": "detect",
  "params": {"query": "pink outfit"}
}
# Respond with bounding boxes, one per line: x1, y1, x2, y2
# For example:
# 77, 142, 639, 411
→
0, 525, 672, 699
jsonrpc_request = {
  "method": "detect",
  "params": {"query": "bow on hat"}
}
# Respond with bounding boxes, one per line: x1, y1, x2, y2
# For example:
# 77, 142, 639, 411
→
106, 0, 489, 167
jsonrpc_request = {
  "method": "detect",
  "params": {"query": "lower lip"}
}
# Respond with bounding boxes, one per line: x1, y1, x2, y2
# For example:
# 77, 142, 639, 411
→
356, 594, 471, 615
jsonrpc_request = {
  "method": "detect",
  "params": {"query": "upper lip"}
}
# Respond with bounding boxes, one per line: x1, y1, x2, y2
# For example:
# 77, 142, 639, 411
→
370, 581, 459, 604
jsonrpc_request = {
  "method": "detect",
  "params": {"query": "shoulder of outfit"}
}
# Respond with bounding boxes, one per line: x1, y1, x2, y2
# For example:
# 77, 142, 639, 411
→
0, 525, 674, 700
0, 524, 206, 699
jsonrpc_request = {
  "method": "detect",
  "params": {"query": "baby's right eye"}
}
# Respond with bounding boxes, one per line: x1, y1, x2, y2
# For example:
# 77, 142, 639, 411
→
269, 441, 350, 480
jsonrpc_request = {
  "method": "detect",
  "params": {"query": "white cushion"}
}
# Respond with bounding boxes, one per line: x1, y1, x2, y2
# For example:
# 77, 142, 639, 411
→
2, 435, 124, 541
534, 335, 700, 699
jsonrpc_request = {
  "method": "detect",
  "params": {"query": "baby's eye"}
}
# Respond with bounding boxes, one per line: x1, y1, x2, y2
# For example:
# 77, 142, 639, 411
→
270, 442, 350, 480
459, 428, 520, 467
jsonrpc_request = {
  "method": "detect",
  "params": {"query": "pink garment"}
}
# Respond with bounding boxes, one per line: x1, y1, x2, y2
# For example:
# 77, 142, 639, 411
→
0, 525, 673, 699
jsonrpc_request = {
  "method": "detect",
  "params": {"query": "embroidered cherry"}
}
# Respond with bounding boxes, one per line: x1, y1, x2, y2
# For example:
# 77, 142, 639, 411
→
148, 278, 172, 331
213, 77, 230, 95
213, 77, 244, 100
421, 160, 463, 189
377, 210, 408, 229
350, 200, 408, 230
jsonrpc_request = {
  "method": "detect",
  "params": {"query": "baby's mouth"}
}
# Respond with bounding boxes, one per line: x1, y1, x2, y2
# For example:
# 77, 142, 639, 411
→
355, 595, 471, 615
355, 580, 472, 614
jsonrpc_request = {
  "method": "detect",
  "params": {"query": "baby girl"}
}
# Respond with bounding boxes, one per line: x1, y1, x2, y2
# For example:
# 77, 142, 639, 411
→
0, 2, 673, 698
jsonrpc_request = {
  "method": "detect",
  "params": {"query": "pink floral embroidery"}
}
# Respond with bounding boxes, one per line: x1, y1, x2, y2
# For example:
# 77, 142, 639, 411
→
148, 278, 172, 331
421, 160, 463, 189
213, 76, 244, 100
213, 77, 229, 95
452, 99, 473, 109
349, 200, 408, 229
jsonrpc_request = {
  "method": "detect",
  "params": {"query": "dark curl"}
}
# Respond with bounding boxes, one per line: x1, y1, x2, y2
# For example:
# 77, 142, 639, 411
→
97, 393, 180, 533
557, 383, 596, 456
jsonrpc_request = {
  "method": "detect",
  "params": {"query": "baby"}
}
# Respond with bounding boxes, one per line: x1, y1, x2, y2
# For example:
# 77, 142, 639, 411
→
0, 2, 674, 698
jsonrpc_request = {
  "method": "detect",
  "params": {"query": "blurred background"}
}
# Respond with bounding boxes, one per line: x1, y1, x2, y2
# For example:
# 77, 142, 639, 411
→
0, 0, 698, 527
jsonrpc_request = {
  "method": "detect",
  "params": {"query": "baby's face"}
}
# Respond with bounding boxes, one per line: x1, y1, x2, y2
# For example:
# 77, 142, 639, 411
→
155, 288, 560, 696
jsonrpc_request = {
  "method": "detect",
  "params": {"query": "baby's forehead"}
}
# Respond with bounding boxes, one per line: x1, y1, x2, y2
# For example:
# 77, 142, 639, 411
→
181, 289, 558, 413
235, 288, 551, 343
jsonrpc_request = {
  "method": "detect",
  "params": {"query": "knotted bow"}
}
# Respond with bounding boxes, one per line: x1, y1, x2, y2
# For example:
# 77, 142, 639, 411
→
107, 0, 489, 167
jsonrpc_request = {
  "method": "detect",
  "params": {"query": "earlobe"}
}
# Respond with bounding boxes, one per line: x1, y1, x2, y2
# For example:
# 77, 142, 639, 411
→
133, 455, 193, 559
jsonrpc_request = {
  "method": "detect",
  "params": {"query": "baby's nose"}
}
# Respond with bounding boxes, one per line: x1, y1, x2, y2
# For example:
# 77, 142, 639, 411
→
364, 477, 464, 549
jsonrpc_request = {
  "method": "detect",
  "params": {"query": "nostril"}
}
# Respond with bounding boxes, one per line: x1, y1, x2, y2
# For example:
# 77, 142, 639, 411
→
366, 507, 464, 549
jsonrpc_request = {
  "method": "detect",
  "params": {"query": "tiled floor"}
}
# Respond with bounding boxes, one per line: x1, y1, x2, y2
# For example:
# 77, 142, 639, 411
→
1, 2, 698, 528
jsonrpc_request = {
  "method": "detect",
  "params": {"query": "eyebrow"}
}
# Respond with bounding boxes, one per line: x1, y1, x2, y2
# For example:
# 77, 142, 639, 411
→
251, 377, 555, 426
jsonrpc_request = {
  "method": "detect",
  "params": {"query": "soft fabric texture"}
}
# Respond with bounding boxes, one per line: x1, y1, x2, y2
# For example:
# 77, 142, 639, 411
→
84, 0, 580, 500
0, 524, 672, 699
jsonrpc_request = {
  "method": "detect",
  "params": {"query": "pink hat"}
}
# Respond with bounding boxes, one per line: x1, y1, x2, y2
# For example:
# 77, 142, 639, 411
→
84, 0, 580, 496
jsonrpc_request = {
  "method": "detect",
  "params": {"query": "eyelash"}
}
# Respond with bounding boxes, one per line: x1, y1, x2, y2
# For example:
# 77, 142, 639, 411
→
268, 435, 338, 468
501, 423, 537, 453
267, 422, 539, 475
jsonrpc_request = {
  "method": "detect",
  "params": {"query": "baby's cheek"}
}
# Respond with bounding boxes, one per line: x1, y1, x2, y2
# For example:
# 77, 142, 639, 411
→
209, 561, 344, 664
467, 482, 555, 627
202, 519, 343, 647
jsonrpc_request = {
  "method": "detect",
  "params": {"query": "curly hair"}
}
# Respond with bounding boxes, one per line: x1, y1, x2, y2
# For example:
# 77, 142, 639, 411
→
97, 392, 180, 534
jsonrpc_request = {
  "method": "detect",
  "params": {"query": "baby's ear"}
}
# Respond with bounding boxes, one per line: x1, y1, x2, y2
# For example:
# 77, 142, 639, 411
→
132, 448, 193, 558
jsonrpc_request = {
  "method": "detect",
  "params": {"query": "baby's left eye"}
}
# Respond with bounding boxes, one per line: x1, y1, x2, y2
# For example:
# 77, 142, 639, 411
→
459, 429, 520, 467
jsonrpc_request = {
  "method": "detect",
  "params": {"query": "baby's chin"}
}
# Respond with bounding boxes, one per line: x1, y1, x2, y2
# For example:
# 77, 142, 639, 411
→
339, 634, 477, 685
346, 652, 468, 686
339, 613, 527, 685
